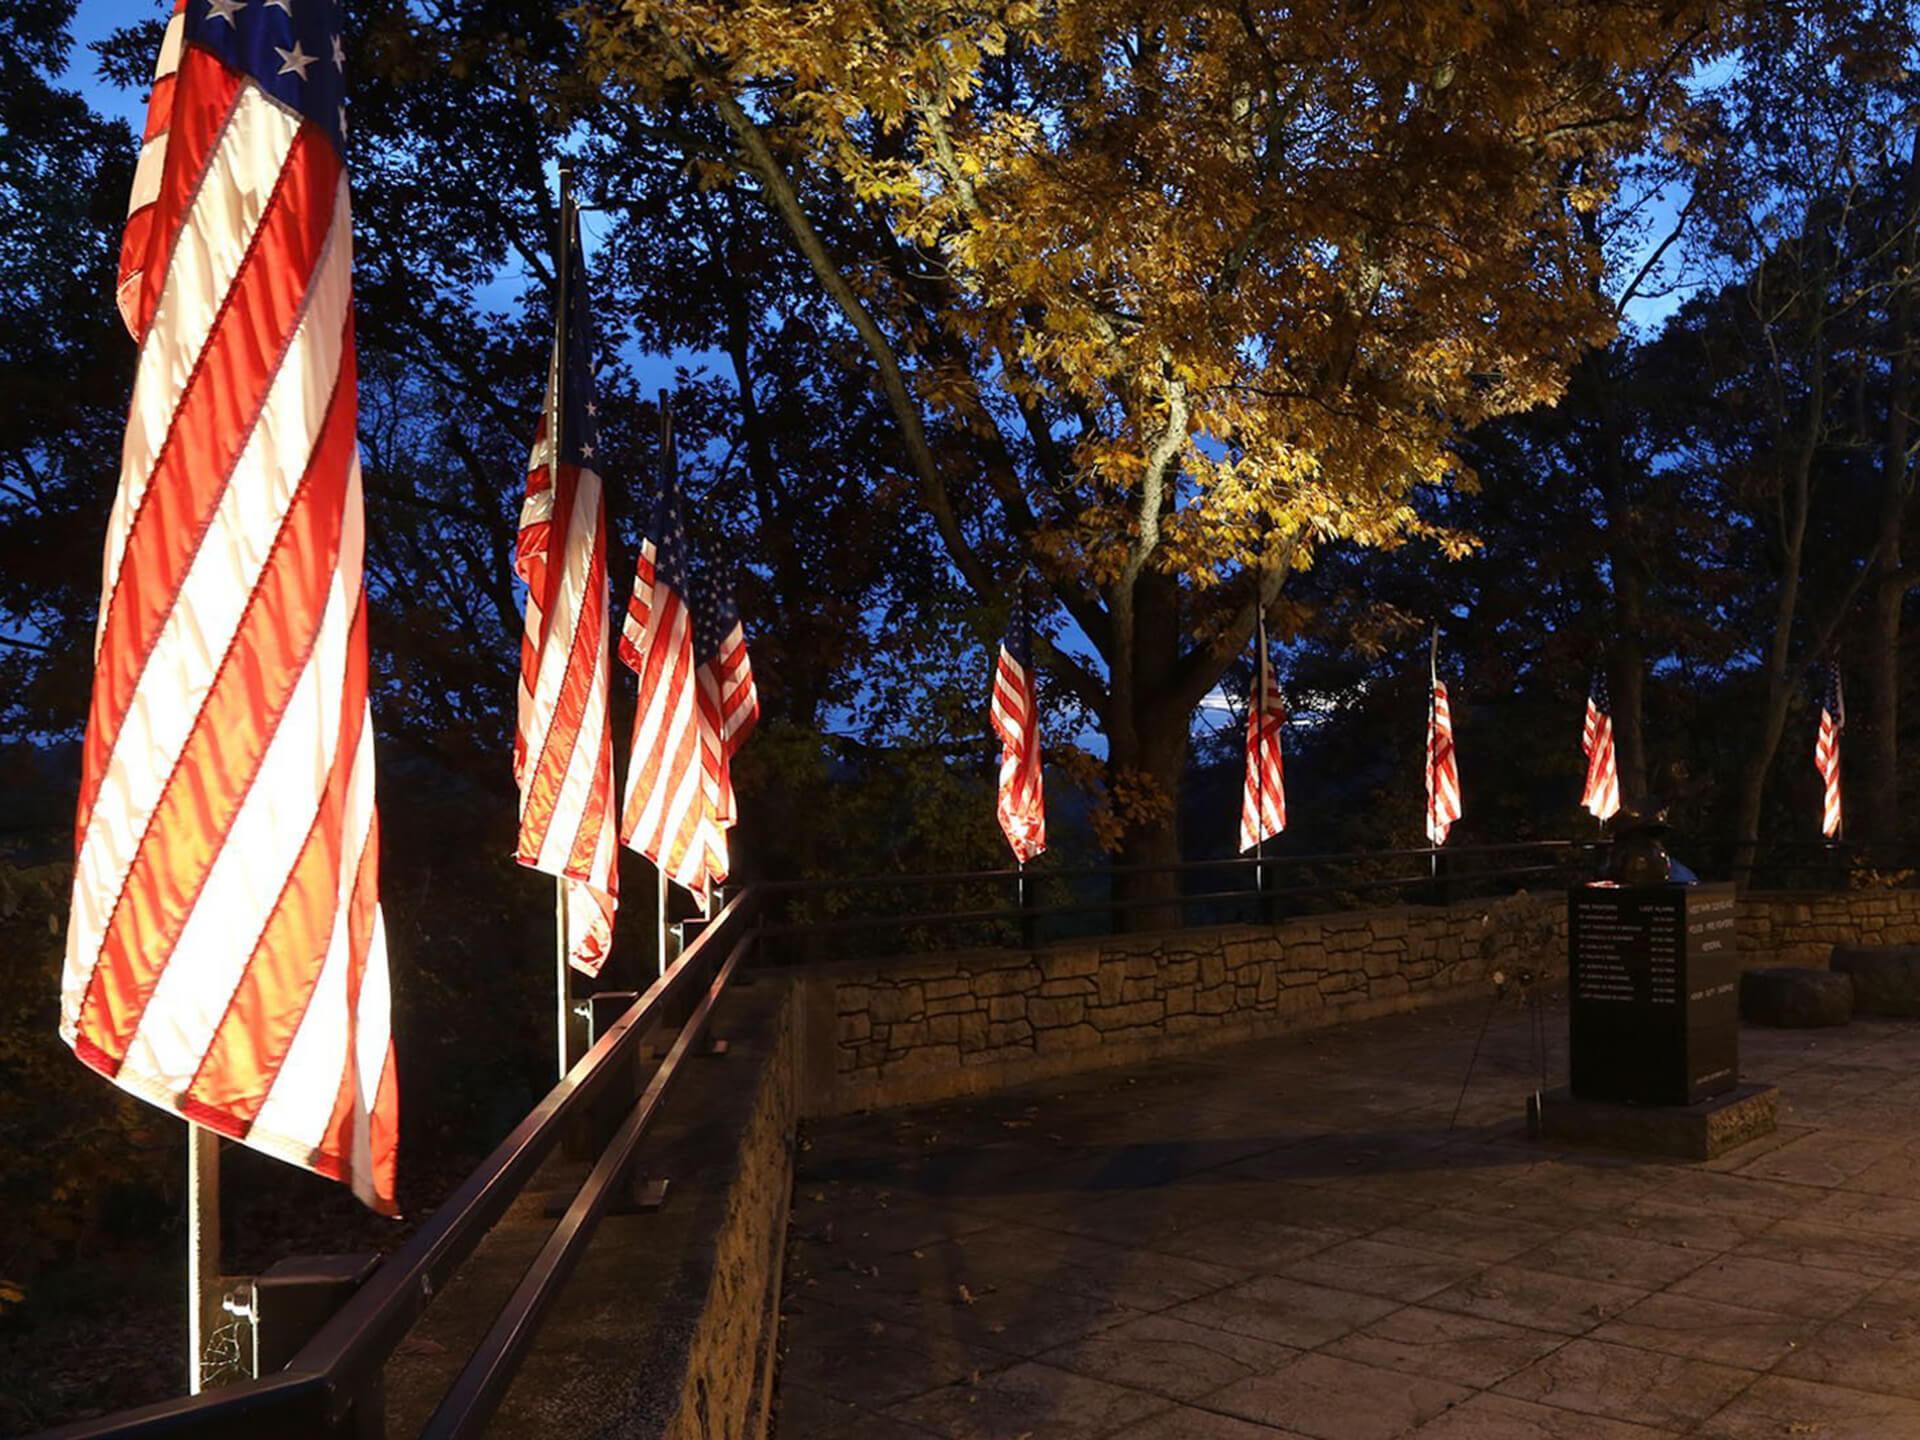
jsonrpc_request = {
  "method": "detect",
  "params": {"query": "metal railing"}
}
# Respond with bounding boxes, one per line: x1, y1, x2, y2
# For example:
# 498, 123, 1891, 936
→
756, 840, 1605, 960
38, 890, 761, 1440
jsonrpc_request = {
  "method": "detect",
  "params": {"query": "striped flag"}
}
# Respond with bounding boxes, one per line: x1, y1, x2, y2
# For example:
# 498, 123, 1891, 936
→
619, 417, 759, 899
1815, 661, 1844, 840
990, 592, 1046, 862
1580, 670, 1621, 821
1239, 614, 1287, 852
64, 0, 397, 1212
1426, 643, 1461, 846
514, 200, 619, 974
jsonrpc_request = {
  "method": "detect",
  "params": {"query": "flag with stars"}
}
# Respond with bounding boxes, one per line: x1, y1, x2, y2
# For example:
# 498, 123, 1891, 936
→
619, 414, 759, 900
1426, 642, 1461, 846
1815, 661, 1844, 840
990, 589, 1046, 863
1579, 670, 1621, 822
67, 0, 397, 1213
1239, 613, 1287, 853
515, 199, 620, 974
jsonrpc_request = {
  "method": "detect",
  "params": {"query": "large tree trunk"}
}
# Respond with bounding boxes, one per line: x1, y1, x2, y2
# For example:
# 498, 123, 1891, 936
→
1108, 570, 1191, 932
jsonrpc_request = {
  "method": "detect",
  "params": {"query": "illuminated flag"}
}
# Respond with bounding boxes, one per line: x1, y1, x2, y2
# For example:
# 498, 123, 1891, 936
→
620, 420, 759, 898
1239, 614, 1287, 852
514, 200, 619, 974
1426, 645, 1461, 846
990, 592, 1046, 862
1580, 670, 1621, 821
65, 0, 397, 1211
1815, 661, 1844, 839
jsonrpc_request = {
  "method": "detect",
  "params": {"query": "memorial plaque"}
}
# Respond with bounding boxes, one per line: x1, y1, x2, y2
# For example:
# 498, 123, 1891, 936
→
1568, 883, 1738, 1106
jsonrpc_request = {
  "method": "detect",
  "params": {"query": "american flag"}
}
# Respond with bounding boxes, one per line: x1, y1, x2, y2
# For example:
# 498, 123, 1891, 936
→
1580, 670, 1621, 821
990, 593, 1046, 862
514, 200, 619, 974
1815, 661, 1844, 840
1426, 646, 1462, 846
1239, 614, 1287, 852
619, 416, 759, 899
64, 0, 397, 1212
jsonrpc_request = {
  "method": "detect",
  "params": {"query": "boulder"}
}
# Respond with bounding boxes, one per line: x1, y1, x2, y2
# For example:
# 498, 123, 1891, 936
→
1739, 966, 1853, 1028
1829, 946, 1920, 1017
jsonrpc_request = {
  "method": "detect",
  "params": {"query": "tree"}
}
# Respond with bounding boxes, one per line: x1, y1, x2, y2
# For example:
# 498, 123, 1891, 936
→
589, 0, 1756, 914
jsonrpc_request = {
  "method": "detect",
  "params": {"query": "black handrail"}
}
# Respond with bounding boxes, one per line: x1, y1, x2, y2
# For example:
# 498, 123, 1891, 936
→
34, 890, 761, 1440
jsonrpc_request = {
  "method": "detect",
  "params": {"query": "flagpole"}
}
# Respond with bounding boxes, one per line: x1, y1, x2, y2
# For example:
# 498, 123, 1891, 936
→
186, 1122, 219, 1393
1428, 628, 1440, 883
548, 165, 574, 1079
1252, 611, 1266, 910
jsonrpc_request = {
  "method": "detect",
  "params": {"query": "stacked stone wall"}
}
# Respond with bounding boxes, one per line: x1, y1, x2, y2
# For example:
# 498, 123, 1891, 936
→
801, 892, 1566, 1115
800, 885, 1920, 1115
1737, 888, 1920, 968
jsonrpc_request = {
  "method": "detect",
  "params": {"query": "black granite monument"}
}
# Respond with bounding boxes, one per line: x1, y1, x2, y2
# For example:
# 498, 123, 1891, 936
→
1568, 882, 1739, 1105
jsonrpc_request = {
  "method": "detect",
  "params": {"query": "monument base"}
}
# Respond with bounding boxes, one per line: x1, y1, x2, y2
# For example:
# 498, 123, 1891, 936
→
1534, 1082, 1778, 1162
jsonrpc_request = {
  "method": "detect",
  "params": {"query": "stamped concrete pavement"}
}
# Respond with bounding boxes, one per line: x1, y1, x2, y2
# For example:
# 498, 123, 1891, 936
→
773, 992, 1920, 1440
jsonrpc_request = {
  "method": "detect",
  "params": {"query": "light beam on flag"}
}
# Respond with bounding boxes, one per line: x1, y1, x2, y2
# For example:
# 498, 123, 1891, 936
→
1580, 670, 1621, 822
1239, 614, 1287, 852
1815, 661, 1844, 840
619, 410, 759, 900
991, 590, 1047, 863
1426, 637, 1462, 847
514, 195, 619, 976
63, 0, 397, 1212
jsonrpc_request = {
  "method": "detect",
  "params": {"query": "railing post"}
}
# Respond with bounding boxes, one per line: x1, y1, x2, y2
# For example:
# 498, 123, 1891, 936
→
252, 1255, 382, 1436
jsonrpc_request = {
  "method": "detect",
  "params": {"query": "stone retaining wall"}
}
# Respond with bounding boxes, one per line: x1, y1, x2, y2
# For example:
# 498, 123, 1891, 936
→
797, 885, 1920, 1115
799, 892, 1567, 1115
1739, 888, 1920, 968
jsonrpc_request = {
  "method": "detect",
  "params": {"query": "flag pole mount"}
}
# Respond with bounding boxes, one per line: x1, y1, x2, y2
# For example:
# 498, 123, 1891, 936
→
186, 1122, 220, 1394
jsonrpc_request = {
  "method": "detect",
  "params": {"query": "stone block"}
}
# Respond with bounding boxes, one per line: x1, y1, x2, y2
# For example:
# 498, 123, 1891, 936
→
868, 984, 924, 1024
1039, 950, 1100, 980
1124, 954, 1159, 979
1163, 959, 1198, 985
926, 994, 975, 1017
1035, 1022, 1101, 1053
1196, 986, 1235, 1015
835, 1012, 871, 1045
1093, 1000, 1165, 1030
1027, 994, 1087, 1028
887, 1044, 962, 1077
958, 1011, 989, 1052
1120, 977, 1158, 1003
988, 995, 1025, 1022
1165, 985, 1194, 1015
1038, 977, 1093, 997
1536, 1082, 1778, 1161
927, 1013, 962, 1044
976, 966, 1040, 997
887, 1020, 928, 1049
1200, 953, 1226, 987
1830, 946, 1920, 1017
924, 976, 972, 1000
1741, 966, 1854, 1027
1097, 960, 1127, 1006
987, 1019, 1034, 1047
835, 985, 870, 1014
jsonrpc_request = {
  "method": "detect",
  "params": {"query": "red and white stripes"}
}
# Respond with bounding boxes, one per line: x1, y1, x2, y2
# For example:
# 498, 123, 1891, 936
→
515, 417, 619, 974
1239, 619, 1287, 853
65, 7, 397, 1213
1426, 676, 1462, 847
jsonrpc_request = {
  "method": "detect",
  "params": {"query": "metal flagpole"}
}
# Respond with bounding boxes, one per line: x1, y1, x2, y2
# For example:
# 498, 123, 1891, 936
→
1428, 628, 1440, 885
186, 1122, 219, 1393
549, 167, 574, 1080
1253, 611, 1267, 907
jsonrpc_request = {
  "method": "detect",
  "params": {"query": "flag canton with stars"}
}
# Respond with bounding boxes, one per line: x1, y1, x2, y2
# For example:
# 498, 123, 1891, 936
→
556, 208, 602, 471
1822, 663, 1845, 726
1589, 671, 1611, 715
1002, 594, 1033, 669
188, 0, 348, 148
